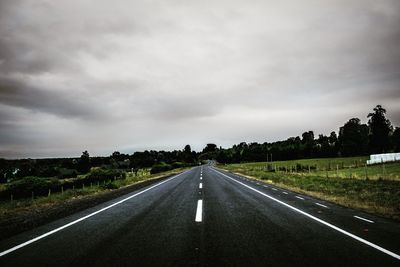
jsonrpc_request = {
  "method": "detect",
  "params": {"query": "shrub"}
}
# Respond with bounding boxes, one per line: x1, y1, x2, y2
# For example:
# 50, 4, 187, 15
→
150, 163, 172, 174
86, 168, 126, 182
101, 181, 118, 190
171, 162, 185, 169
4, 176, 60, 198
57, 168, 78, 179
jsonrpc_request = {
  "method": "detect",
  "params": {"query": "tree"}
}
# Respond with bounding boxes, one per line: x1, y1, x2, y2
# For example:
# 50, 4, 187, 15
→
200, 144, 218, 161
202, 144, 218, 153
328, 131, 338, 145
316, 134, 330, 157
368, 105, 393, 153
112, 151, 121, 158
338, 118, 369, 156
184, 145, 192, 154
328, 131, 339, 156
302, 131, 314, 144
78, 150, 91, 173
182, 145, 196, 164
302, 131, 315, 157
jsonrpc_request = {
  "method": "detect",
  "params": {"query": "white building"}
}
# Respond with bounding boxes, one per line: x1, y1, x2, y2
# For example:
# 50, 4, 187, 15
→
366, 153, 400, 165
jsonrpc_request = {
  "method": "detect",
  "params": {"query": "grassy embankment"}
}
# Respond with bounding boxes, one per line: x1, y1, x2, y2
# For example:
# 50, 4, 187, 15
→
0, 167, 188, 218
219, 156, 400, 220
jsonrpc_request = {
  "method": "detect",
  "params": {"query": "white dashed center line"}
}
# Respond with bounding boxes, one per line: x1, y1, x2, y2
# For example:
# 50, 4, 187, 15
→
199, 183, 203, 189
282, 191, 288, 195
295, 196, 305, 200
195, 200, 203, 222
315, 203, 328, 208
354, 215, 374, 224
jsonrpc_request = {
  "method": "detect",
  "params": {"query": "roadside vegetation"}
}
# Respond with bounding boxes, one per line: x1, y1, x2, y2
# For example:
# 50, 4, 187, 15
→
0, 167, 188, 218
219, 157, 400, 220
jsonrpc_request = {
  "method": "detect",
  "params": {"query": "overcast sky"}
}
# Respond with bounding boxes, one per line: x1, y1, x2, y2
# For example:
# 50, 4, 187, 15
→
1, 0, 400, 158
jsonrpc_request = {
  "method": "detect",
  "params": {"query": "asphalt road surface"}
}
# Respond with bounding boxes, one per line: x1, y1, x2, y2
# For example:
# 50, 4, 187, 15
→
0, 166, 399, 266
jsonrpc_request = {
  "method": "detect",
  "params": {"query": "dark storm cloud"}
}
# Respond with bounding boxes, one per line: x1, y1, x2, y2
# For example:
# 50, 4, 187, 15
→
0, 78, 102, 119
0, 0, 399, 158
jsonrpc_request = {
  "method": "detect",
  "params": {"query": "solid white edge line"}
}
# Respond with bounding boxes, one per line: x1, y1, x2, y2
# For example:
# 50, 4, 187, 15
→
315, 203, 328, 208
354, 215, 375, 224
211, 168, 400, 261
295, 196, 305, 200
199, 183, 203, 189
0, 170, 190, 257
195, 199, 203, 222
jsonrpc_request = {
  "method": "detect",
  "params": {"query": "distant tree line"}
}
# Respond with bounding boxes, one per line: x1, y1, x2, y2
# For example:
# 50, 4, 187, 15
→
212, 105, 400, 163
0, 105, 399, 183
0, 145, 198, 183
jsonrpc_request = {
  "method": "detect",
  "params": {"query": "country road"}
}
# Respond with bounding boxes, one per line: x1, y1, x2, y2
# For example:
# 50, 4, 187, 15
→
0, 166, 399, 266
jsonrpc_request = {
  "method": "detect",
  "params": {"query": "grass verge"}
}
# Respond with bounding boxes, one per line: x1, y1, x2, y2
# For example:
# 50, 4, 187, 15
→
219, 157, 400, 221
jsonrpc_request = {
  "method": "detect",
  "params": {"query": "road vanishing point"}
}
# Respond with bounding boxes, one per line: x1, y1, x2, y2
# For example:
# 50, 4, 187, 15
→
0, 166, 399, 266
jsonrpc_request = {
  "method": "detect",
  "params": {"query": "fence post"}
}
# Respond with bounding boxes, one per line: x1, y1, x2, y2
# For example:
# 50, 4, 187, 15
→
336, 165, 339, 178
48, 189, 51, 197
61, 186, 64, 195
10, 194, 13, 203
73, 185, 75, 190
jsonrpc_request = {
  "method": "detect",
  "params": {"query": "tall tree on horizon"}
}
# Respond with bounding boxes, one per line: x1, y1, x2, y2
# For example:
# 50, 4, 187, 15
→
368, 105, 393, 153
78, 150, 91, 173
338, 118, 369, 156
302, 131, 315, 158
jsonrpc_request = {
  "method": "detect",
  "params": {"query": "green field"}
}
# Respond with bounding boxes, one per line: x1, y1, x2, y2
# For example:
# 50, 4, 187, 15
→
219, 157, 400, 220
224, 156, 400, 180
